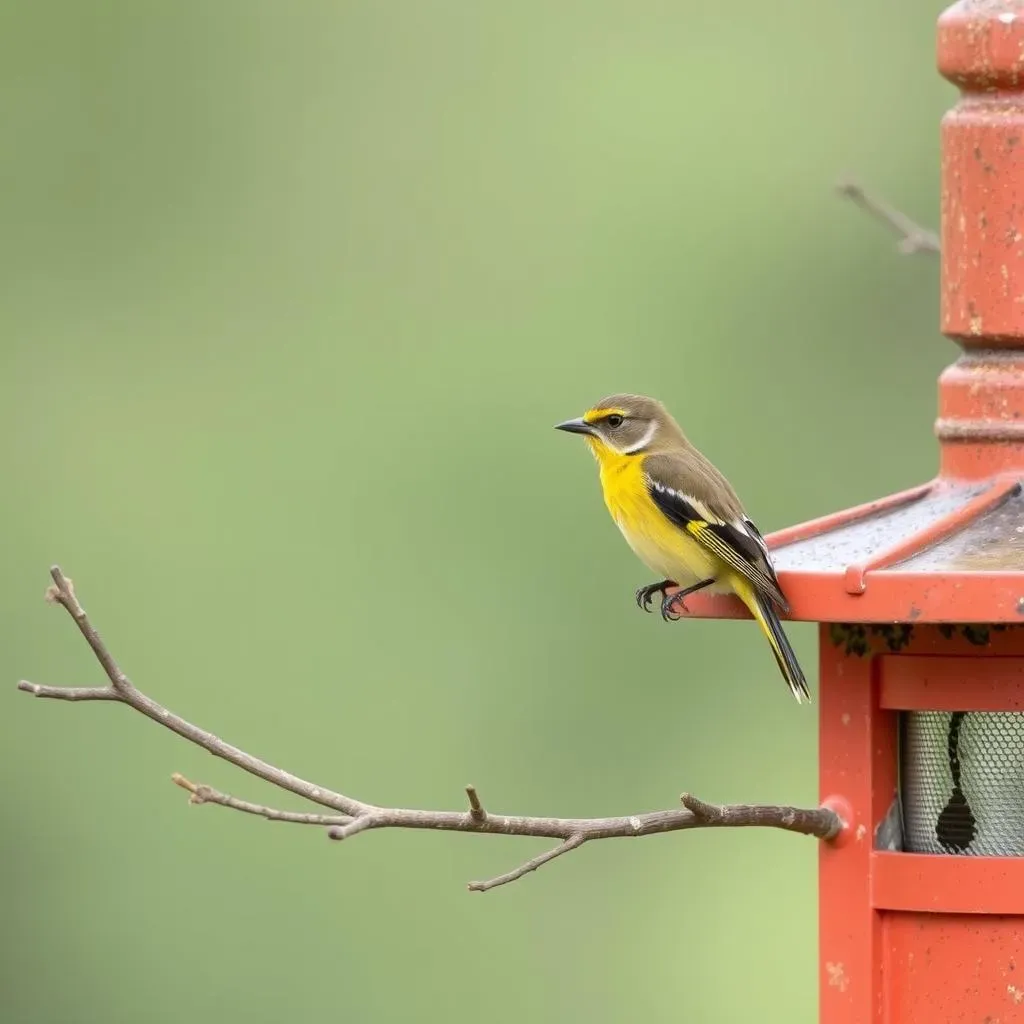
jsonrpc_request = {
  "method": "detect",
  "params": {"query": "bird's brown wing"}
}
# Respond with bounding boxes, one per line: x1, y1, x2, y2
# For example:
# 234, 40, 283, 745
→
643, 450, 789, 612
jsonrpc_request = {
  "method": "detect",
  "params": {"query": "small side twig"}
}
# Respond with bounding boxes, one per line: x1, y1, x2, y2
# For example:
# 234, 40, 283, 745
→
18, 566, 843, 892
836, 178, 940, 255
470, 834, 586, 893
466, 785, 486, 823
171, 774, 353, 827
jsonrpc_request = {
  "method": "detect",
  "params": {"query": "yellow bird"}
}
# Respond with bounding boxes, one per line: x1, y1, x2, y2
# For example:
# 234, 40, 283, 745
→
556, 393, 810, 704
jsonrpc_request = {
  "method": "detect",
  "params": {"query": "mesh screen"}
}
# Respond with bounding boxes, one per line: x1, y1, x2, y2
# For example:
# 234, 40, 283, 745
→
901, 711, 1024, 856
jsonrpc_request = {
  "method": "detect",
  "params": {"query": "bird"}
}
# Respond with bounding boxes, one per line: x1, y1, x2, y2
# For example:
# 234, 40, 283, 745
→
555, 393, 810, 704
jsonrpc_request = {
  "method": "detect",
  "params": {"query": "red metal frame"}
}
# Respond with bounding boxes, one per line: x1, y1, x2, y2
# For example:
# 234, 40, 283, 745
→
879, 655, 1024, 712
818, 624, 895, 1023
819, 625, 1024, 1021
871, 854, 1024, 915
687, 565, 1024, 623
677, 2, 1024, 1020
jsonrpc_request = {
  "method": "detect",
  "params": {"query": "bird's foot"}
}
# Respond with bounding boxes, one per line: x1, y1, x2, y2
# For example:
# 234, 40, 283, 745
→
660, 590, 687, 622
659, 577, 716, 622
635, 579, 676, 613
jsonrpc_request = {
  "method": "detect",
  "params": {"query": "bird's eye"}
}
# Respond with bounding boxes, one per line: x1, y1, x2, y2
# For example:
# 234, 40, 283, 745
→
606, 414, 624, 428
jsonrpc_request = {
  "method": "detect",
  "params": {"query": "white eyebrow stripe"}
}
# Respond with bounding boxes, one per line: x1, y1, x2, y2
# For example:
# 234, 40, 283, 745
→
621, 419, 659, 454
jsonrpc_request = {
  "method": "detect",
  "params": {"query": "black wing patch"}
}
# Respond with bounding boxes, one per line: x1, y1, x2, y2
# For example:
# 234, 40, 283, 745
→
734, 517, 788, 610
646, 479, 712, 530
646, 480, 789, 611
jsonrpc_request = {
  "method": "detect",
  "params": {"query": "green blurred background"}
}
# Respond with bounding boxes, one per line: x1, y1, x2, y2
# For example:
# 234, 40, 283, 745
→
2, 2, 953, 1022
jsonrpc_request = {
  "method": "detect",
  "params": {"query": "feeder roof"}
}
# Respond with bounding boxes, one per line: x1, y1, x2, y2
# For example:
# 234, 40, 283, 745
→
686, 476, 1024, 624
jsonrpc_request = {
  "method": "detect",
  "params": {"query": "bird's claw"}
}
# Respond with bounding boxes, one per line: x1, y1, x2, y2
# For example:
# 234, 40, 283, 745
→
660, 590, 687, 621
635, 580, 675, 613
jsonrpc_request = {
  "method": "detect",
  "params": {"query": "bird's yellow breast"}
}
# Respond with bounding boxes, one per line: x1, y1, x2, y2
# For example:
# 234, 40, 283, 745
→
588, 441, 721, 587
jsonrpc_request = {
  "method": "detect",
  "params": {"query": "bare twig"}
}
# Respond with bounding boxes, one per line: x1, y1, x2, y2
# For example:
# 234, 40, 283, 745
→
18, 683, 120, 701
18, 566, 843, 892
471, 835, 586, 893
171, 774, 352, 826
836, 178, 940, 255
20, 568, 368, 818
466, 784, 486, 822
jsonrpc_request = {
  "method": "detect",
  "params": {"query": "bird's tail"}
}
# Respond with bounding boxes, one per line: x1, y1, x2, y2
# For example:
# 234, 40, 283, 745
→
733, 577, 811, 704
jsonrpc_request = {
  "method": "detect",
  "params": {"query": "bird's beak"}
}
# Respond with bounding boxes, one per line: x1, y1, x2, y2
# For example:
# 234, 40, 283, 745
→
554, 417, 595, 436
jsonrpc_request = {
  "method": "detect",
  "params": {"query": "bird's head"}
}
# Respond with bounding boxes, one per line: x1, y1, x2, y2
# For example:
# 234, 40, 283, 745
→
554, 393, 684, 459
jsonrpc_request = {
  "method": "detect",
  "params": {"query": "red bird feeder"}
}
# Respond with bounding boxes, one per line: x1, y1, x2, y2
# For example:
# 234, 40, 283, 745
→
686, 2, 1024, 1019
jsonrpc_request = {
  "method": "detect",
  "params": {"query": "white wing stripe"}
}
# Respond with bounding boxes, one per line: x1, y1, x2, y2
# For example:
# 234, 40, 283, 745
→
648, 479, 723, 525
